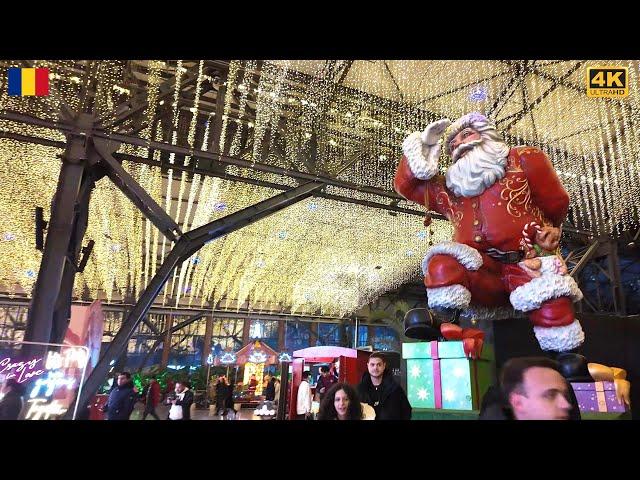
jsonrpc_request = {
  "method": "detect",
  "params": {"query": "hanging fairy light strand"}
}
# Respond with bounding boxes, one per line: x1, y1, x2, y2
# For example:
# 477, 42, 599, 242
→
159, 60, 185, 304
140, 60, 164, 291
171, 60, 205, 303
228, 60, 257, 158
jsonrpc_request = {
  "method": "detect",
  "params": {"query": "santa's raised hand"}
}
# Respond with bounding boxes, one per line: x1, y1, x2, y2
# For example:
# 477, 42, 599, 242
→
421, 118, 451, 146
402, 118, 452, 180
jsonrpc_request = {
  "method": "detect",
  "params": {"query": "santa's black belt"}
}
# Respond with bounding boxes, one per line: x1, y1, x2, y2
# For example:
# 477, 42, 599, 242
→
485, 249, 524, 264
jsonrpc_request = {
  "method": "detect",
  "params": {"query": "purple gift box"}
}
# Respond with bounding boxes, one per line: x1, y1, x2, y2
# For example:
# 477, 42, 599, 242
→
571, 381, 627, 413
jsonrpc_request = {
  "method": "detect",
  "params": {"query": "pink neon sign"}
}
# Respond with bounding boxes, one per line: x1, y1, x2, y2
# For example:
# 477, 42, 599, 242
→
0, 357, 45, 383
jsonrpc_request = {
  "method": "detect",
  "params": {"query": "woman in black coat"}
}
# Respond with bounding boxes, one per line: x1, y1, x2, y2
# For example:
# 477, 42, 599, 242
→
264, 377, 276, 401
215, 376, 229, 415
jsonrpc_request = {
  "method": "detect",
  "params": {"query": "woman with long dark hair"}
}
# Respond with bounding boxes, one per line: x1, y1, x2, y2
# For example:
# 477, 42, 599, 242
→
317, 383, 364, 420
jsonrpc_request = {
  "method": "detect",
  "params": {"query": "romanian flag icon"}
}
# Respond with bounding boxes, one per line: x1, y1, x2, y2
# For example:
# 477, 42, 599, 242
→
7, 67, 49, 96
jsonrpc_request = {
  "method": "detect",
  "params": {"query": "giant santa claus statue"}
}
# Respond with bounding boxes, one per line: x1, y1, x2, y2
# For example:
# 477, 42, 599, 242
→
394, 112, 584, 352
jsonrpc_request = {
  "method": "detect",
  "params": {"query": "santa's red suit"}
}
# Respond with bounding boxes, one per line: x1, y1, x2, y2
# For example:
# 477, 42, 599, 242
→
394, 118, 584, 352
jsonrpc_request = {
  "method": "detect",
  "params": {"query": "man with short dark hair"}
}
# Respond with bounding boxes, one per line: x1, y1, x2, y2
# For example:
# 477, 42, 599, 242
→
497, 357, 578, 420
315, 365, 337, 402
357, 352, 411, 420
104, 371, 137, 420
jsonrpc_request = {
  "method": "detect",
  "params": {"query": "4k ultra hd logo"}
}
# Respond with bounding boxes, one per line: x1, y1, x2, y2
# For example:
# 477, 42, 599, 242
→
587, 67, 628, 98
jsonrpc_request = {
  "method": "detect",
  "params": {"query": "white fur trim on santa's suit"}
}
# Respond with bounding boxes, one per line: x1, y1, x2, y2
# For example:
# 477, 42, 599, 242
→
427, 284, 471, 310
509, 257, 583, 312
533, 319, 585, 352
402, 132, 440, 180
422, 241, 483, 275
460, 304, 515, 321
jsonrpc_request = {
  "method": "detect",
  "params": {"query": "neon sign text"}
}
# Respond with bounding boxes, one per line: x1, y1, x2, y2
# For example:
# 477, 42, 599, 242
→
45, 348, 88, 370
29, 371, 76, 398
24, 399, 68, 420
0, 357, 45, 383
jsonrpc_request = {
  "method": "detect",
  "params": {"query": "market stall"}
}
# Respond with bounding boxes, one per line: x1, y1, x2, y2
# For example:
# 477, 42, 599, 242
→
287, 346, 371, 420
216, 340, 278, 408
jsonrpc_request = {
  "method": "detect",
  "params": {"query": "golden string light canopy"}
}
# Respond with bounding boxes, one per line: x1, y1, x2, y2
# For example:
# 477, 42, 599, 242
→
0, 60, 638, 316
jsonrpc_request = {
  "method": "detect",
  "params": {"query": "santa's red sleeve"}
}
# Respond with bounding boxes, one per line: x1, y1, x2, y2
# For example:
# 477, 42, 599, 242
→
394, 155, 428, 206
519, 147, 570, 227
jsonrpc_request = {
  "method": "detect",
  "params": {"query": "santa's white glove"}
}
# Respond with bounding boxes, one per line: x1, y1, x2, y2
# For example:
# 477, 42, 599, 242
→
423, 119, 451, 166
402, 118, 451, 180
421, 118, 451, 146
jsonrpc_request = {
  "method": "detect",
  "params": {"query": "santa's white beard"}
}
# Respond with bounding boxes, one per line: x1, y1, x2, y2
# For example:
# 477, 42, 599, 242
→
445, 139, 509, 197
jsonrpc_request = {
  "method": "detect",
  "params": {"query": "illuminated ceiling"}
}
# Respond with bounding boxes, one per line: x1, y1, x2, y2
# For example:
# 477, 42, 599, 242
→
0, 60, 638, 317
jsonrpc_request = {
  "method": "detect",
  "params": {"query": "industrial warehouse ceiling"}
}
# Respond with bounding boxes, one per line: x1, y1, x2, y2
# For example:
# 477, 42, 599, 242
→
0, 60, 638, 317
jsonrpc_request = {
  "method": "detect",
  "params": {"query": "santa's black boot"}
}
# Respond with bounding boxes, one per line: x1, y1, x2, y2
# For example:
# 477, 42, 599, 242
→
431, 307, 462, 326
404, 308, 442, 341
555, 352, 593, 383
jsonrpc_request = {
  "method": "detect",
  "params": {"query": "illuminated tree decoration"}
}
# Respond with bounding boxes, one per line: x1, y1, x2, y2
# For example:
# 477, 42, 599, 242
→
278, 352, 292, 362
220, 352, 237, 364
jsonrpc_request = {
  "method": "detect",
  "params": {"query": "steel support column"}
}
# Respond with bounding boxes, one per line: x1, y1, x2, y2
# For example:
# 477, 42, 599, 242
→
202, 315, 214, 366
309, 322, 318, 346
208, 71, 228, 154
242, 318, 251, 345
92, 138, 181, 242
607, 241, 627, 315
24, 119, 91, 353
49, 171, 96, 344
160, 314, 173, 368
277, 320, 285, 351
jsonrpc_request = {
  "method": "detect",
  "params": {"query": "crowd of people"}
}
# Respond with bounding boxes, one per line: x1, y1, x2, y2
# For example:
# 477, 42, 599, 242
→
301, 352, 582, 421
0, 351, 586, 421
97, 372, 195, 421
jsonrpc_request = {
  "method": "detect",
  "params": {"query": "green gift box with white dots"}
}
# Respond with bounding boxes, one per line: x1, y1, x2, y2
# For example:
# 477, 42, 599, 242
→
403, 341, 494, 411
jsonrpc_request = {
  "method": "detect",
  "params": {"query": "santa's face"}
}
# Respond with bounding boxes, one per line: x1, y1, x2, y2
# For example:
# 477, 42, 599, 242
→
445, 126, 509, 198
448, 127, 481, 158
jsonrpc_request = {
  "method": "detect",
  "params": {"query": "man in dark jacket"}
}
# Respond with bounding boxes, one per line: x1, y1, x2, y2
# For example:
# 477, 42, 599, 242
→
104, 372, 137, 420
0, 379, 26, 420
357, 352, 412, 420
315, 365, 337, 402
142, 376, 161, 420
